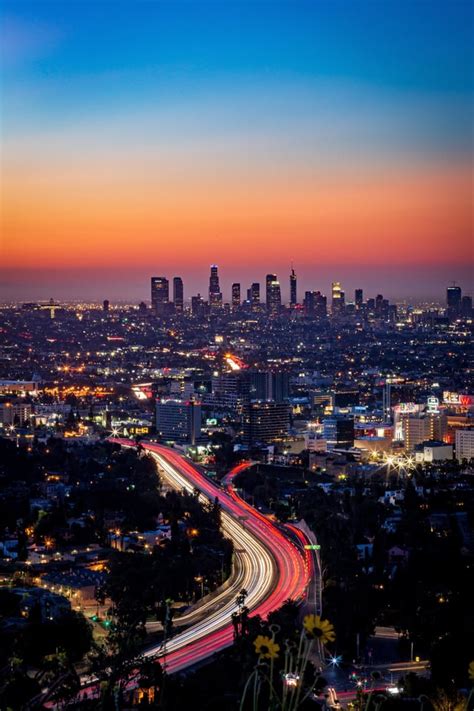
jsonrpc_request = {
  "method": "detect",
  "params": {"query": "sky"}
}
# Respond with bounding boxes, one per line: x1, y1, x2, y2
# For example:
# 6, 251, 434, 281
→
1, 0, 473, 302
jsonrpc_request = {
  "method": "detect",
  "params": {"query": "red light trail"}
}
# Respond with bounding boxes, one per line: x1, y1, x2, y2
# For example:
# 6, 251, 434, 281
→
114, 441, 312, 673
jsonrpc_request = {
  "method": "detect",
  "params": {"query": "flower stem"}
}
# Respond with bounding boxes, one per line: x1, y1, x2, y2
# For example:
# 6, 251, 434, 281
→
252, 666, 259, 711
240, 669, 257, 711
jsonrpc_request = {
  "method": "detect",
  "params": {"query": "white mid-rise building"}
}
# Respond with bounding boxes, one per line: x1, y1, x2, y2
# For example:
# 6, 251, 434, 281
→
455, 428, 474, 463
0, 401, 32, 426
414, 441, 453, 463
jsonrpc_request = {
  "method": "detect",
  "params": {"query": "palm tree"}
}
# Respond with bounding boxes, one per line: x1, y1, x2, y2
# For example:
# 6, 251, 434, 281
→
430, 689, 465, 711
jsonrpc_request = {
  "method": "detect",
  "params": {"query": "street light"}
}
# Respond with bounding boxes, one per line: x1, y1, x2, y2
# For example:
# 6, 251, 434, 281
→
195, 575, 204, 598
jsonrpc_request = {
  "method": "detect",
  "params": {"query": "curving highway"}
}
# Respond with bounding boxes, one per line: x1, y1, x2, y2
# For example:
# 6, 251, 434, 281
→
112, 440, 311, 673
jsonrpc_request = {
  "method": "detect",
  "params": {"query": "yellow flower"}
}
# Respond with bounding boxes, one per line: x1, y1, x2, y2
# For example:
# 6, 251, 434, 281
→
254, 635, 280, 659
303, 614, 336, 644
469, 661, 474, 681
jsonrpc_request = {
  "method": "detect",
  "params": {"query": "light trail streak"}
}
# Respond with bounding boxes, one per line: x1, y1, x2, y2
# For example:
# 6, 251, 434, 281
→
111, 441, 310, 673
43, 445, 313, 706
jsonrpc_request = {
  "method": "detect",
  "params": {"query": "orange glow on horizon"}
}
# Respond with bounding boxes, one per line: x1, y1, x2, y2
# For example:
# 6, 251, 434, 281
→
2, 158, 472, 271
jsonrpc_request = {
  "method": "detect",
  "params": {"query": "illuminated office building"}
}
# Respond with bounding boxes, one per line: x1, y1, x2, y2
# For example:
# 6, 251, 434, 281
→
315, 292, 327, 318
243, 370, 290, 403
303, 291, 314, 316
400, 411, 448, 451
332, 282, 345, 314
231, 283, 241, 312
156, 398, 201, 445
251, 282, 260, 311
290, 267, 297, 306
242, 400, 289, 444
0, 400, 32, 426
209, 265, 223, 311
323, 415, 355, 450
266, 274, 281, 315
151, 277, 169, 315
304, 290, 327, 318
191, 293, 207, 317
173, 277, 184, 313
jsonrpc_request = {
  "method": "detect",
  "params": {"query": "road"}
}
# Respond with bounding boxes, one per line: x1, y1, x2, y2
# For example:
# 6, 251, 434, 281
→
222, 462, 316, 613
113, 441, 310, 673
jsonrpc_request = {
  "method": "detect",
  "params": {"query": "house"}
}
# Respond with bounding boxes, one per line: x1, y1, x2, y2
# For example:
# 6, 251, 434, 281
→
42, 568, 107, 606
356, 543, 374, 560
388, 546, 409, 564
379, 490, 405, 506
12, 587, 71, 622
0, 538, 19, 560
382, 515, 402, 533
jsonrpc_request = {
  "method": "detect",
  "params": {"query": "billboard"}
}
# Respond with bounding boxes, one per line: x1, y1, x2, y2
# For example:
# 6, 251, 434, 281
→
443, 391, 474, 407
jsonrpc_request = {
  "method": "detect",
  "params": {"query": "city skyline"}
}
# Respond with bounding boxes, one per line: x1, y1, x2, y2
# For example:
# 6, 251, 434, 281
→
1, 263, 472, 304
1, 0, 473, 301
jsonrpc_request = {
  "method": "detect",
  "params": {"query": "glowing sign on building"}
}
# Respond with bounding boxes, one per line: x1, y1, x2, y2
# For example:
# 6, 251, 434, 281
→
393, 402, 420, 415
443, 391, 474, 407
224, 353, 246, 371
426, 396, 440, 414
132, 383, 153, 400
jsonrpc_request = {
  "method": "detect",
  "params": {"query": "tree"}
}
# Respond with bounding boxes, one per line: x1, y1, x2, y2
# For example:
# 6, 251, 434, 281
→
88, 609, 163, 710
19, 610, 93, 665
66, 407, 77, 430
17, 526, 28, 561
430, 688, 466, 711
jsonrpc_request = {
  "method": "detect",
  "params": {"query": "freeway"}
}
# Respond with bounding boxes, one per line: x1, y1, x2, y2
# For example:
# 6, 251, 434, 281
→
113, 440, 310, 673
222, 461, 315, 610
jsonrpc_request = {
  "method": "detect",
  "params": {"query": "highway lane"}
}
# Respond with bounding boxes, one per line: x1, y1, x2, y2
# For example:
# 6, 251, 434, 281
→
41, 445, 312, 707
113, 440, 310, 673
141, 446, 275, 672
145, 552, 244, 633
222, 461, 315, 608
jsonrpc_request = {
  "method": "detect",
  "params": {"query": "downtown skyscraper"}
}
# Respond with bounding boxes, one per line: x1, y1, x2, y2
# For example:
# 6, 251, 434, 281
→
151, 276, 169, 315
266, 274, 282, 315
290, 267, 297, 307
209, 265, 223, 311
173, 277, 184, 313
231, 283, 241, 312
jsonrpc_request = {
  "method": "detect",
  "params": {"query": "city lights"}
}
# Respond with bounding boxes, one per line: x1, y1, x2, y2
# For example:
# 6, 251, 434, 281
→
0, 0, 471, 704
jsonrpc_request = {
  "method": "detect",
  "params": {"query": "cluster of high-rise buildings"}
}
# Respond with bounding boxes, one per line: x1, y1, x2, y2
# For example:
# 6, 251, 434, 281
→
155, 368, 292, 446
2, 282, 472, 457
148, 266, 405, 320
151, 276, 184, 315
153, 363, 474, 460
446, 284, 473, 319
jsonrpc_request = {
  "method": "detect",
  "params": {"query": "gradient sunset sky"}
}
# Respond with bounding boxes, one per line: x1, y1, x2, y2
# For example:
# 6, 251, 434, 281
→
1, 0, 473, 302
